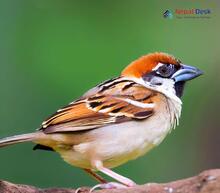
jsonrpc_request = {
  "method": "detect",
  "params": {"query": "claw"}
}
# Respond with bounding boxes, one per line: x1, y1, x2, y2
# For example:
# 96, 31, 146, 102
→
89, 182, 131, 192
75, 187, 89, 193
75, 187, 82, 193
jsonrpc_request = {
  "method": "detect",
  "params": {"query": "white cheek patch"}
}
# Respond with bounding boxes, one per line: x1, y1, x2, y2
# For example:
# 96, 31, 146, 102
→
159, 78, 175, 92
152, 62, 164, 71
150, 76, 163, 86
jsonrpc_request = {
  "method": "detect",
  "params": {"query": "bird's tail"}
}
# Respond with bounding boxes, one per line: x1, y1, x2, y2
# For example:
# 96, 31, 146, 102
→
0, 132, 38, 148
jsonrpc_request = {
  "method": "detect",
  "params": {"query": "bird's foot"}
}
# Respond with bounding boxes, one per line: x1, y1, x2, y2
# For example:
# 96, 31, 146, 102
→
89, 181, 136, 192
75, 187, 90, 193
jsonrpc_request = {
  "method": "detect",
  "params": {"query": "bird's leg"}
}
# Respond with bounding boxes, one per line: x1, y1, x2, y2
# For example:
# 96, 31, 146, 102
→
83, 168, 107, 184
92, 160, 136, 187
97, 167, 136, 187
75, 169, 108, 193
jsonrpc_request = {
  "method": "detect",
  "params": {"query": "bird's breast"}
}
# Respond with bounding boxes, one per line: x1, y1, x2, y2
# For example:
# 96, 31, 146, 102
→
71, 100, 177, 168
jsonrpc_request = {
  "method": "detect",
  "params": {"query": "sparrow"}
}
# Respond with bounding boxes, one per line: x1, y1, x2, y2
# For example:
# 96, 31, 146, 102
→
0, 52, 202, 190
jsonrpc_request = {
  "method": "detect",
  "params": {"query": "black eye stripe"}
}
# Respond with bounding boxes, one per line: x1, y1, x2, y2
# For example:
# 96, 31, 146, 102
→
142, 63, 180, 83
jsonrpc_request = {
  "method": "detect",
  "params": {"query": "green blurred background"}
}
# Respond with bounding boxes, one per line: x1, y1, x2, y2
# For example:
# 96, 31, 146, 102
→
0, 0, 219, 189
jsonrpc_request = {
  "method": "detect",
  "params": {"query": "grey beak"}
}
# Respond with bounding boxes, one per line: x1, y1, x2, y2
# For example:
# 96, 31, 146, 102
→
171, 64, 203, 82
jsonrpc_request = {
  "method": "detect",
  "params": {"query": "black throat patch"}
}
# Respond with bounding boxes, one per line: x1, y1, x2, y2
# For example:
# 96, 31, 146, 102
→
174, 81, 186, 98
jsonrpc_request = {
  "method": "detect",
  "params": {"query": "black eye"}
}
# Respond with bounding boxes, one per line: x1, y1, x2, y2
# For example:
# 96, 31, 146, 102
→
157, 64, 175, 78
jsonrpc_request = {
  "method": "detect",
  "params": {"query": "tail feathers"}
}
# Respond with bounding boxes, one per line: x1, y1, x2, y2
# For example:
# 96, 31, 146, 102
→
0, 133, 37, 148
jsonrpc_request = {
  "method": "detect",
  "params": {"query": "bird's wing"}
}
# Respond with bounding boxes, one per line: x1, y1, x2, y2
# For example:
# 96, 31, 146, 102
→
41, 77, 156, 134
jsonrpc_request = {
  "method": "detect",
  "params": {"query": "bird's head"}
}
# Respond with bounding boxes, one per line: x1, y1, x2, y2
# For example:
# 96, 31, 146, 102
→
121, 52, 203, 98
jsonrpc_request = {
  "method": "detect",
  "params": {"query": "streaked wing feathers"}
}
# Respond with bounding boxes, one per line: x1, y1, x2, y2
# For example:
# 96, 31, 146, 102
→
41, 77, 155, 134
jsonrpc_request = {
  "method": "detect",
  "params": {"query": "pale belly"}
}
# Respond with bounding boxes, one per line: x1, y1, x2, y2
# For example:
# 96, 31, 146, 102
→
54, 113, 172, 169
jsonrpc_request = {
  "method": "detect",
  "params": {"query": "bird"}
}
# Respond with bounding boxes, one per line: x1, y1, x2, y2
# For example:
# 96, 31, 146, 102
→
0, 52, 202, 190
